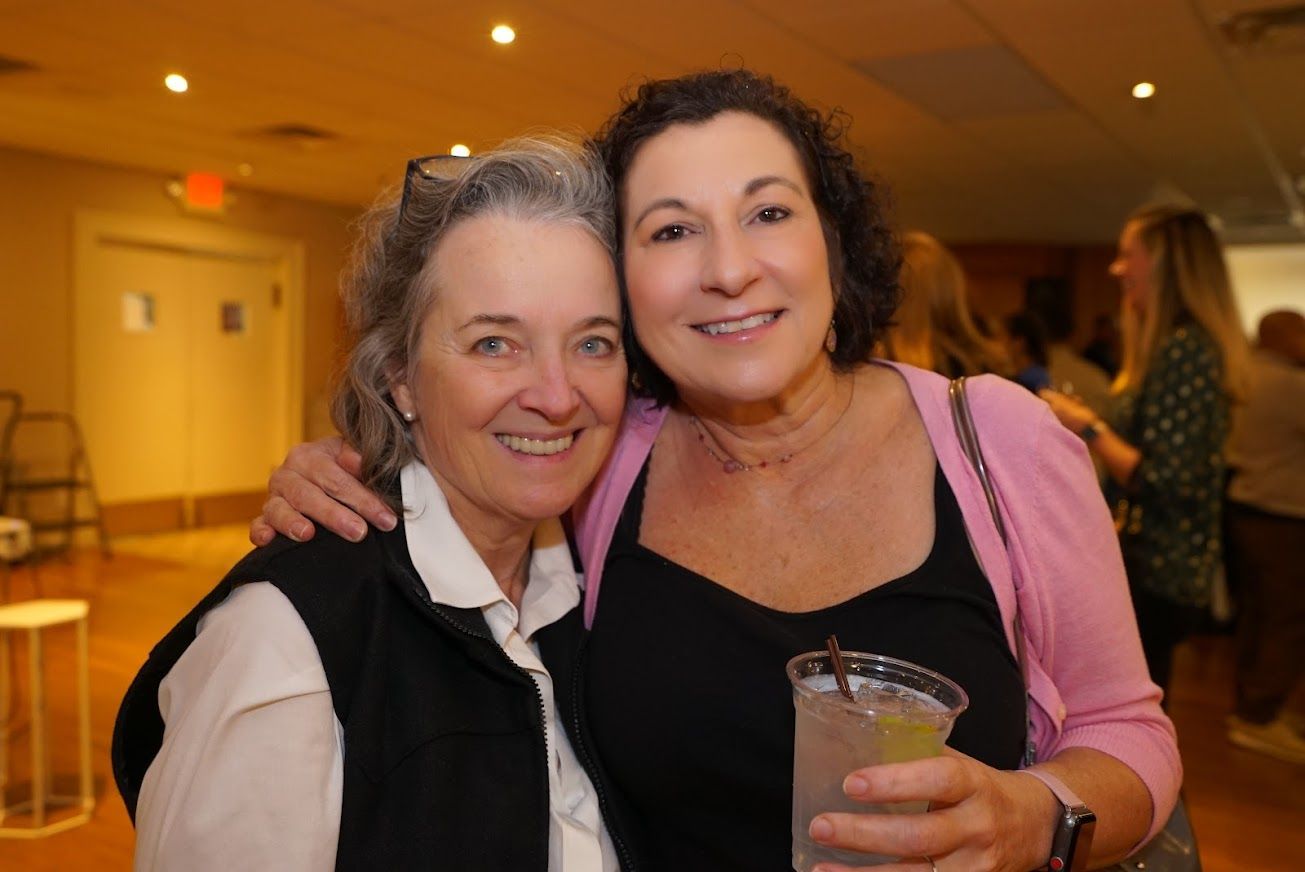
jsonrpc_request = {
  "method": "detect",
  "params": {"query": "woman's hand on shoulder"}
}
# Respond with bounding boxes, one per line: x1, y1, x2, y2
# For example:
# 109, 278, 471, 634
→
249, 437, 397, 546
806, 750, 1058, 872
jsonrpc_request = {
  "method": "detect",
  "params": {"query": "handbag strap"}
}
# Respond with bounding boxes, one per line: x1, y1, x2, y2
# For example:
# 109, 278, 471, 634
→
947, 376, 1038, 768
950, 379, 1202, 871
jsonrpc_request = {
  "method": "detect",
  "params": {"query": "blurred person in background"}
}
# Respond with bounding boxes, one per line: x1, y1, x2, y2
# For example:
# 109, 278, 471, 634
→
1003, 311, 1052, 393
1030, 299, 1113, 418
880, 230, 1010, 377
1223, 308, 1305, 764
1041, 205, 1250, 698
1083, 312, 1122, 378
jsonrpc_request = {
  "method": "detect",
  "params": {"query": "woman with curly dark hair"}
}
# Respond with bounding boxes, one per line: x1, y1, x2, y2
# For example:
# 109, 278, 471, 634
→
254, 70, 1178, 872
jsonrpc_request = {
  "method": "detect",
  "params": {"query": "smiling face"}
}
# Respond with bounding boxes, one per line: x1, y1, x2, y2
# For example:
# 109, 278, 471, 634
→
1109, 219, 1156, 313
620, 111, 836, 406
391, 214, 626, 531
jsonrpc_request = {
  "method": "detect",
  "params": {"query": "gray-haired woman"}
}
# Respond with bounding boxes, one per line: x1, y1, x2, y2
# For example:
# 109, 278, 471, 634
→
113, 135, 627, 871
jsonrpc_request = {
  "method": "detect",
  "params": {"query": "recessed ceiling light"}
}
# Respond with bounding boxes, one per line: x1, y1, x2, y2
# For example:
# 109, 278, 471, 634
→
491, 24, 515, 45
450, 144, 471, 157
1132, 81, 1155, 99
164, 73, 189, 94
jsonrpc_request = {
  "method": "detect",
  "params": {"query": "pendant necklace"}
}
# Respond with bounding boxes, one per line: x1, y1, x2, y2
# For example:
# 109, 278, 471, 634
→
688, 379, 856, 474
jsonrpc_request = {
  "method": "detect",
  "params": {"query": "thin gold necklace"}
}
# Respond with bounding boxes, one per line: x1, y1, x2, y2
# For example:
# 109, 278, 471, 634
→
688, 379, 856, 474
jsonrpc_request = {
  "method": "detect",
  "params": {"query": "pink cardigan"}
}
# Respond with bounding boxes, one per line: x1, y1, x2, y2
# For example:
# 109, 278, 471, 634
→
573, 362, 1181, 840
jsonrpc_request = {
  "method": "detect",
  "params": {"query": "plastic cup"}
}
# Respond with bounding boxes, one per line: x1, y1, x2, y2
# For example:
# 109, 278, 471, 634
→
787, 651, 968, 870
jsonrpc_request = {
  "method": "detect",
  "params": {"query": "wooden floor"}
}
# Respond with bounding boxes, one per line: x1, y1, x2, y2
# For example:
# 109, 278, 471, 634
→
1, 528, 1302, 870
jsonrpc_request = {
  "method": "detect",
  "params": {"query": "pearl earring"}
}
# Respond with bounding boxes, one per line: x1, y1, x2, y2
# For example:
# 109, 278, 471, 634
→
402, 410, 416, 422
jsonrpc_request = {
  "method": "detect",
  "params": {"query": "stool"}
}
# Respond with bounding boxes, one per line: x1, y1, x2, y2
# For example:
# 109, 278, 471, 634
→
0, 599, 93, 837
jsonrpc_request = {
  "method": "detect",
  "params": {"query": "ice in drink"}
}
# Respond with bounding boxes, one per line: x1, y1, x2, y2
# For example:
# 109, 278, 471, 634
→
788, 652, 967, 871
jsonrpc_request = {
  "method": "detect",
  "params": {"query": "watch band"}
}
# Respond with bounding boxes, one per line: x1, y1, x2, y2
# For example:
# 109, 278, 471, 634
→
1016, 768, 1086, 807
1016, 769, 1097, 872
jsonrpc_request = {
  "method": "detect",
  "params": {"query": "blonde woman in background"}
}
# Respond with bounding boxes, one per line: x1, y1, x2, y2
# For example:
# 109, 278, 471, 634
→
1042, 205, 1250, 697
881, 230, 1010, 377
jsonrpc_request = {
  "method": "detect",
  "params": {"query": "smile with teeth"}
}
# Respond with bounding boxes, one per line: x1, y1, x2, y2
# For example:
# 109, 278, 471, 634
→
495, 433, 575, 456
694, 311, 779, 335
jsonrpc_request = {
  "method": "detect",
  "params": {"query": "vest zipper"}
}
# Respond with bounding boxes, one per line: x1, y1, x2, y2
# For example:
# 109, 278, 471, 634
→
402, 563, 633, 870
567, 634, 638, 871
418, 596, 553, 870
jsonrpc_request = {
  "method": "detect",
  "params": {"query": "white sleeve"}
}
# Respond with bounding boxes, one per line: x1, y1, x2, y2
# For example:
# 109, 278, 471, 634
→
133, 582, 344, 872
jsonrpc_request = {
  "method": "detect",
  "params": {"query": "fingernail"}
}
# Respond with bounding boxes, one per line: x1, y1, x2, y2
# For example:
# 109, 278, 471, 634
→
844, 775, 868, 796
290, 522, 310, 543
809, 816, 834, 842
348, 523, 367, 542
379, 511, 397, 531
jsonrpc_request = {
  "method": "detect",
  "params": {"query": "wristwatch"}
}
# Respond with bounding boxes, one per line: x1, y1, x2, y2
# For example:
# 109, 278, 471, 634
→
1078, 419, 1106, 443
1017, 769, 1097, 872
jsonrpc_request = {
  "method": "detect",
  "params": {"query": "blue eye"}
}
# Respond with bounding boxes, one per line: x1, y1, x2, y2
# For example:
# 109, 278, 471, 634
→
474, 336, 509, 356
579, 336, 617, 356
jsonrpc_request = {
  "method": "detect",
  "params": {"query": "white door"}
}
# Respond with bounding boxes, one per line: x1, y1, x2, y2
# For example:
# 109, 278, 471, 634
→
74, 213, 303, 515
186, 254, 288, 497
75, 240, 193, 505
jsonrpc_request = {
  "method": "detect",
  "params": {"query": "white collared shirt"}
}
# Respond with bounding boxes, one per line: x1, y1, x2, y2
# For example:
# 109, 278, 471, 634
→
134, 461, 617, 872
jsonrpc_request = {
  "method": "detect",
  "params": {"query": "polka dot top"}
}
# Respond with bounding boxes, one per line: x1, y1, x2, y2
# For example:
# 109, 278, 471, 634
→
1108, 324, 1230, 607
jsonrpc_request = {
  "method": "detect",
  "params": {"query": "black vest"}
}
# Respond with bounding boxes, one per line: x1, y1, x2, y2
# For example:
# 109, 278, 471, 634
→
113, 522, 581, 870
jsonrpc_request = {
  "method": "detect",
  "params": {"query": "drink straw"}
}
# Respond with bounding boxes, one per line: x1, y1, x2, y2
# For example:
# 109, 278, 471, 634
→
825, 634, 855, 701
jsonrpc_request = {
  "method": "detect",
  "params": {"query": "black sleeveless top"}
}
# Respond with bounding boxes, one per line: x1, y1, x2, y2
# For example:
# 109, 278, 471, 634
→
581, 460, 1026, 870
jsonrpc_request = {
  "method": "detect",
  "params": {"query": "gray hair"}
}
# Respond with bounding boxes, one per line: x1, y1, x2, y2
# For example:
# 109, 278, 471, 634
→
331, 134, 617, 505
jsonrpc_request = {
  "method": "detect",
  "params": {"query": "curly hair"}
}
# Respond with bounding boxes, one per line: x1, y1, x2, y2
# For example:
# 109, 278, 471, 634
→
331, 135, 616, 506
595, 68, 901, 404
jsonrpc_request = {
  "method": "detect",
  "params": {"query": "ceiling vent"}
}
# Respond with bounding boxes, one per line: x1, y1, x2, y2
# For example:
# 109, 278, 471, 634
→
244, 123, 339, 151
1219, 3, 1305, 52
1222, 206, 1294, 226
1214, 200, 1305, 241
0, 54, 38, 76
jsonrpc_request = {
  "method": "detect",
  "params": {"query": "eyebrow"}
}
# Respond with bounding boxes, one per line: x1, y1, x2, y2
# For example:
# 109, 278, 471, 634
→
456, 314, 621, 331
744, 175, 803, 197
456, 313, 520, 331
631, 175, 804, 230
578, 315, 622, 331
631, 197, 687, 231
